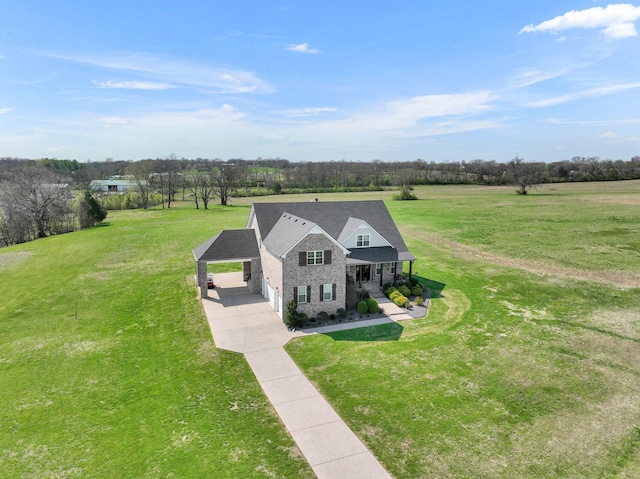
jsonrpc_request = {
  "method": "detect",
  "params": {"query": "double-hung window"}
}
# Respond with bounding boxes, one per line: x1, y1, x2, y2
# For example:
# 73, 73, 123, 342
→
297, 285, 308, 303
307, 250, 324, 265
356, 234, 370, 247
322, 283, 332, 301
376, 263, 382, 275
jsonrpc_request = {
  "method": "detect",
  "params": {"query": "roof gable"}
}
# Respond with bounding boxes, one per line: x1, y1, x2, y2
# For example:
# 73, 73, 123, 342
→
338, 217, 393, 248
263, 212, 349, 258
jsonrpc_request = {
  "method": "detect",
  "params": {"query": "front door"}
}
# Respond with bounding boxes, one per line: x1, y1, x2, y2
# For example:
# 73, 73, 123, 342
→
356, 265, 371, 283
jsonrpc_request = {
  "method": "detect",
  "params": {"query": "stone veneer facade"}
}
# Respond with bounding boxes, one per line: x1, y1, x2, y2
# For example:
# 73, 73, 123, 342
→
282, 233, 347, 318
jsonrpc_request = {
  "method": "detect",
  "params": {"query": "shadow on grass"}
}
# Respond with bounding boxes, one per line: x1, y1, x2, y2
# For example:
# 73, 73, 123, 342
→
321, 321, 404, 342
413, 274, 446, 298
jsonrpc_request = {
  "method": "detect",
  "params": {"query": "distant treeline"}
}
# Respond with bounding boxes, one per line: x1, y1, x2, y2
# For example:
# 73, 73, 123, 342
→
1, 155, 638, 245
2, 155, 640, 192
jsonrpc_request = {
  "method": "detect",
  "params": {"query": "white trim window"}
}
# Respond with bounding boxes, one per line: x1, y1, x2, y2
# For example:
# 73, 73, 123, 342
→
375, 263, 382, 275
307, 250, 324, 265
297, 285, 308, 303
323, 283, 332, 301
356, 234, 370, 247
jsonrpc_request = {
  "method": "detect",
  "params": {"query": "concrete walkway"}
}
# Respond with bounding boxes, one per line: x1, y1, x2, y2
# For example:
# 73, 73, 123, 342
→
200, 273, 394, 479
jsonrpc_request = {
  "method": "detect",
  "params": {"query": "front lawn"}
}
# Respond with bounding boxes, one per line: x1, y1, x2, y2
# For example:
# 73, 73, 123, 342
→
287, 181, 640, 478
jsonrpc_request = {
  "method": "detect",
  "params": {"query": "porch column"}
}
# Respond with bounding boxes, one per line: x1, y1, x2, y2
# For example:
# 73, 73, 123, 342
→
197, 260, 208, 298
409, 260, 413, 281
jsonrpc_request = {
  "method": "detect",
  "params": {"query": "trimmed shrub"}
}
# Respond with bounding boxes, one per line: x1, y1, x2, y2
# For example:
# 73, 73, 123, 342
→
366, 297, 378, 314
336, 308, 347, 318
410, 285, 423, 297
318, 311, 329, 321
415, 296, 424, 306
384, 286, 398, 298
389, 291, 402, 301
399, 285, 411, 297
392, 294, 409, 308
357, 300, 369, 314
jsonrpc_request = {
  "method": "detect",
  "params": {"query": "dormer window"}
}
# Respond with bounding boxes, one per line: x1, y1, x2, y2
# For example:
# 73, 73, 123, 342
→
356, 234, 370, 247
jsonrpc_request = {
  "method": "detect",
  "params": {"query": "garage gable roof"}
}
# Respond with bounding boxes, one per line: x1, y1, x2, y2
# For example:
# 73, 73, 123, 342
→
193, 229, 260, 263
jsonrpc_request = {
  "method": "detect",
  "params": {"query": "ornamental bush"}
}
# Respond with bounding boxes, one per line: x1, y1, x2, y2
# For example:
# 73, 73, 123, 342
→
392, 294, 409, 308
285, 301, 302, 328
366, 297, 378, 314
389, 291, 402, 301
384, 286, 397, 298
357, 300, 369, 314
399, 285, 411, 297
410, 285, 423, 297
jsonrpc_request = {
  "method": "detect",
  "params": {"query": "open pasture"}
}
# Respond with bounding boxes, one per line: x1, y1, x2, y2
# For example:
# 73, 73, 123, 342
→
1, 180, 638, 478
286, 180, 640, 478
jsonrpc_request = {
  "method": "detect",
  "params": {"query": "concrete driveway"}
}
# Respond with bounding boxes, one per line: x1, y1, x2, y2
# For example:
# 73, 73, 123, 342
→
200, 272, 393, 479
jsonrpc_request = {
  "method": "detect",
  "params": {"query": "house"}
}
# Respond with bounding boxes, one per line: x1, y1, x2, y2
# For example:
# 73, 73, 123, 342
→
193, 200, 415, 319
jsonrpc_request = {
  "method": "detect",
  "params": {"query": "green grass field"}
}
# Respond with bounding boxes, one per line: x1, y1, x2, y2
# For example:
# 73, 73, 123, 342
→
1, 181, 639, 478
286, 181, 640, 478
0, 205, 313, 478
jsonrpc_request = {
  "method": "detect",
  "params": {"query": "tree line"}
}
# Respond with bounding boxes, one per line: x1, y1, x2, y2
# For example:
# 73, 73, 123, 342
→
1, 154, 639, 245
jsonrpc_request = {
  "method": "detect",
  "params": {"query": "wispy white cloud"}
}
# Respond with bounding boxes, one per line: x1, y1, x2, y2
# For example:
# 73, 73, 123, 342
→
285, 43, 321, 54
100, 116, 131, 128
96, 80, 176, 91
543, 117, 640, 126
383, 91, 496, 127
301, 91, 498, 139
509, 67, 575, 88
599, 131, 619, 139
526, 82, 640, 107
46, 51, 274, 94
520, 4, 640, 39
281, 107, 337, 117
0, 107, 13, 115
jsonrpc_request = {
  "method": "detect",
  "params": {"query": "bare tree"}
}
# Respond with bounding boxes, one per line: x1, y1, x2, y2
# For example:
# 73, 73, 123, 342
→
199, 173, 215, 209
508, 156, 546, 195
210, 163, 239, 205
0, 165, 73, 242
125, 160, 155, 209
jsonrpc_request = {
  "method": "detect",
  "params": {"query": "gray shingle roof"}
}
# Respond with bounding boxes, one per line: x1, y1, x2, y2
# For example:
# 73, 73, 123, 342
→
263, 213, 319, 257
250, 200, 415, 261
193, 229, 260, 262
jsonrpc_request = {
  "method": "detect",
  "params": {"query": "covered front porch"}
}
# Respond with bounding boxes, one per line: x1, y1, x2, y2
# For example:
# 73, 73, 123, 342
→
346, 246, 415, 293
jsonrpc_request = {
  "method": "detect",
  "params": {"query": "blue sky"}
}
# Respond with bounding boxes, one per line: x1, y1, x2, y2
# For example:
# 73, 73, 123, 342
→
1, 1, 640, 163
